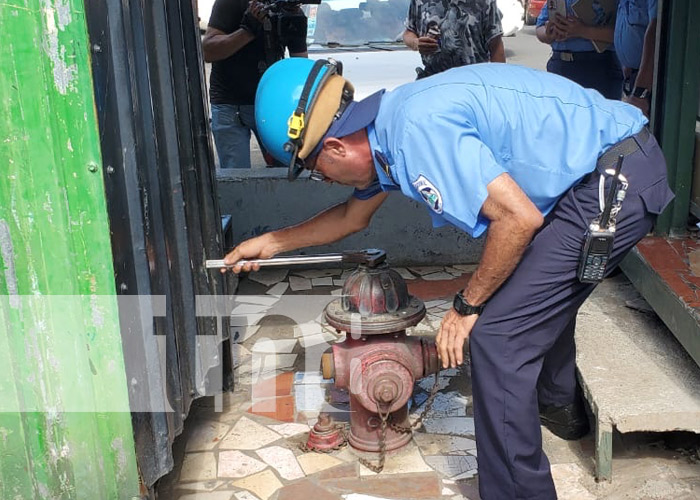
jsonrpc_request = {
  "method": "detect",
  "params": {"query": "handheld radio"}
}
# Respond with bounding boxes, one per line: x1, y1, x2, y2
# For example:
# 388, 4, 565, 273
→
577, 155, 626, 283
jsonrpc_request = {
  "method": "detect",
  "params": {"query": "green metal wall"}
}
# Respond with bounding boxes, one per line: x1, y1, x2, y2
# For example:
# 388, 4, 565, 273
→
0, 1, 140, 498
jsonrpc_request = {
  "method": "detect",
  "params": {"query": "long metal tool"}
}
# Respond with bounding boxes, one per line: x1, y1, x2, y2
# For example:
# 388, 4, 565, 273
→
205, 248, 386, 269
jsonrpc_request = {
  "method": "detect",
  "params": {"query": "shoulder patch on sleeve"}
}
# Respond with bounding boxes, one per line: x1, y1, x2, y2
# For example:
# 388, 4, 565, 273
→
413, 174, 443, 214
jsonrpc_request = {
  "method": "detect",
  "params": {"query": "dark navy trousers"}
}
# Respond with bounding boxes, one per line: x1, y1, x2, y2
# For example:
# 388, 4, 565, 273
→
470, 130, 674, 499
547, 51, 623, 100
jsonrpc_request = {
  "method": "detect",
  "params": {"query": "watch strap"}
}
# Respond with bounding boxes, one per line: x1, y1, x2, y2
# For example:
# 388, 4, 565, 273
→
453, 291, 485, 316
632, 86, 651, 99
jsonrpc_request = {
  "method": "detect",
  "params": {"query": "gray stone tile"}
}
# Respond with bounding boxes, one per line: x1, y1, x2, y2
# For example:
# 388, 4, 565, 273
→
289, 276, 312, 291
248, 269, 289, 286
266, 282, 289, 296
293, 268, 342, 279
394, 267, 417, 280
422, 416, 475, 436
408, 266, 445, 276
424, 455, 478, 479
422, 272, 457, 281
312, 277, 334, 287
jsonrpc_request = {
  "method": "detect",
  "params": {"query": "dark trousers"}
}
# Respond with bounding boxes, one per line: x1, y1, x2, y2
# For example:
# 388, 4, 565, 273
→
547, 51, 623, 100
470, 130, 674, 499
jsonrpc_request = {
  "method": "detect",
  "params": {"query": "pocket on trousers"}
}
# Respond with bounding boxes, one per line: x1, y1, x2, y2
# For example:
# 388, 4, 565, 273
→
638, 179, 675, 215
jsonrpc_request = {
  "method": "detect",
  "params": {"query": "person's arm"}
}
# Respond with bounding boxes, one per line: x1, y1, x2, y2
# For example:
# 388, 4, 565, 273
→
484, 0, 505, 62
222, 193, 389, 272
436, 173, 544, 368
202, 1, 265, 62
403, 28, 419, 50
287, 9, 309, 58
403, 28, 439, 54
202, 27, 256, 62
628, 17, 657, 116
536, 18, 567, 44
462, 174, 544, 305
488, 36, 505, 62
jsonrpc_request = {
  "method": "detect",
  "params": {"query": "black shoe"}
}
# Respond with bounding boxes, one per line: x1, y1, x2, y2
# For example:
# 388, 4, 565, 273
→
539, 400, 590, 440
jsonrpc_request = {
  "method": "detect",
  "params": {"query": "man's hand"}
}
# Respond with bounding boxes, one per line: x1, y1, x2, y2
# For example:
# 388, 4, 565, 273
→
556, 15, 585, 39
436, 309, 479, 369
546, 15, 569, 41
240, 1, 266, 36
414, 36, 440, 55
222, 234, 278, 274
623, 94, 650, 118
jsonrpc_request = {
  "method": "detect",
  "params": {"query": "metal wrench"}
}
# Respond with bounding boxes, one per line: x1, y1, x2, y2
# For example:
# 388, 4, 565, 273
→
205, 248, 386, 270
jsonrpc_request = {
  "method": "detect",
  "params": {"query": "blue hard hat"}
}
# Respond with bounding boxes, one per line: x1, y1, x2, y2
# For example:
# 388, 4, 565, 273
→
255, 58, 351, 180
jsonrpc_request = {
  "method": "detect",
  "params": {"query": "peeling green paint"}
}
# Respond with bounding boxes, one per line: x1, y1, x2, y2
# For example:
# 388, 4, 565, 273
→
0, 1, 140, 498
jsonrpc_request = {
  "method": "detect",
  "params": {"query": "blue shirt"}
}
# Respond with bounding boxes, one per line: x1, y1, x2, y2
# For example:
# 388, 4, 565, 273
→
536, 0, 615, 52
355, 63, 647, 238
614, 0, 657, 69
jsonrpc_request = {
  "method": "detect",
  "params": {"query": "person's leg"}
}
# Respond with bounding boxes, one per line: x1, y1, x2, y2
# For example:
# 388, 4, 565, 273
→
537, 317, 577, 406
470, 144, 662, 498
211, 103, 253, 169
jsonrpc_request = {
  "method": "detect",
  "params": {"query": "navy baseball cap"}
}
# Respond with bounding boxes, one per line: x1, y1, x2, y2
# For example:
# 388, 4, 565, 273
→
309, 89, 385, 158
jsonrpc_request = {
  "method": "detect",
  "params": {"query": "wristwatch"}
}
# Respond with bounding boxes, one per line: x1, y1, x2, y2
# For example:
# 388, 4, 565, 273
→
632, 87, 651, 100
453, 290, 485, 316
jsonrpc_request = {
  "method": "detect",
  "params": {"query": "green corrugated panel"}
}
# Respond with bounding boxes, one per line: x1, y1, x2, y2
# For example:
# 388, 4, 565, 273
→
0, 1, 140, 499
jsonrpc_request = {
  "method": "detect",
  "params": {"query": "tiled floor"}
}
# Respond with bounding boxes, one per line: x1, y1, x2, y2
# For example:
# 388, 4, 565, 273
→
156, 265, 700, 500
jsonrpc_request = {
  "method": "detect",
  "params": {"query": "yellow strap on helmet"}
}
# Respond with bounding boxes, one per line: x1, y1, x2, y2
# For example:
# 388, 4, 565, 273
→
287, 111, 305, 140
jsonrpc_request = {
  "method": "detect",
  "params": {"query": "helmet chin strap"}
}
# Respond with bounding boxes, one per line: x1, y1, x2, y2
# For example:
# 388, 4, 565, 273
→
285, 58, 343, 181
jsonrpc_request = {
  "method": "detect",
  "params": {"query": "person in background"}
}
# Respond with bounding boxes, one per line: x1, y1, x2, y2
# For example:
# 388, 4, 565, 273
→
402, 0, 505, 79
536, 0, 622, 100
202, 0, 308, 168
615, 0, 657, 117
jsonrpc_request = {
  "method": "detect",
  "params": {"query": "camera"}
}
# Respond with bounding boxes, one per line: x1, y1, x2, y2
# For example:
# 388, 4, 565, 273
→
260, 0, 320, 58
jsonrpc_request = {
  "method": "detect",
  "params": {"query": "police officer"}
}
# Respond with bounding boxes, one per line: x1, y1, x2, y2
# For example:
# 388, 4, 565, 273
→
536, 0, 622, 100
615, 0, 657, 117
223, 58, 674, 499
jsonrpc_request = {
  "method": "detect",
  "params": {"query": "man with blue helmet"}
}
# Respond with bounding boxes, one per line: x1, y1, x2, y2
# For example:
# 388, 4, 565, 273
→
223, 57, 674, 499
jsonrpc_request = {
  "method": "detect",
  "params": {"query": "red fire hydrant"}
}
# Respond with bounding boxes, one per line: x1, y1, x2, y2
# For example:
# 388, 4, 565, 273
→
315, 255, 440, 453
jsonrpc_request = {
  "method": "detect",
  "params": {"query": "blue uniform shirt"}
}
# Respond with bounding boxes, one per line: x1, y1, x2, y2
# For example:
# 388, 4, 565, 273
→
536, 0, 615, 53
614, 0, 657, 69
354, 63, 647, 238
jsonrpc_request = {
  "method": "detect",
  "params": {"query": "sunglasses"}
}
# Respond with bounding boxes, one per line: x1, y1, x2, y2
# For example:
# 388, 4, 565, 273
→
308, 169, 327, 182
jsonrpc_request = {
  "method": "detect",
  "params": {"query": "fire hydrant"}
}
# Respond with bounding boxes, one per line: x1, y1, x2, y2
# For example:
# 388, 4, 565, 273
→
316, 254, 440, 453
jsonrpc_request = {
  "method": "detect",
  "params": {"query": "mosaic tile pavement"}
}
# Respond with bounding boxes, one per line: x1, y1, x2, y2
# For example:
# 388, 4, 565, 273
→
156, 265, 700, 500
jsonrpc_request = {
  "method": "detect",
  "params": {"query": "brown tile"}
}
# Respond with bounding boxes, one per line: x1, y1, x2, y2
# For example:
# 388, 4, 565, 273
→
275, 479, 343, 500
252, 372, 294, 398
247, 395, 295, 422
311, 462, 359, 481
322, 472, 441, 498
408, 274, 472, 301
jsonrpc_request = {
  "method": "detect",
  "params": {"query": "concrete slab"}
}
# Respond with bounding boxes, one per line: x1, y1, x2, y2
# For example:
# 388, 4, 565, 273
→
576, 276, 700, 479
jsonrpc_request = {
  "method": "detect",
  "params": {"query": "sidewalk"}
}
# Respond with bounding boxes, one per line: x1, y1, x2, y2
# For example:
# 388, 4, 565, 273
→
156, 266, 700, 500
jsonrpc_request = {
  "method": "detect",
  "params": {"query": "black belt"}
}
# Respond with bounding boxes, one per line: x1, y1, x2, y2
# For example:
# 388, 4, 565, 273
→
551, 50, 613, 62
596, 127, 650, 171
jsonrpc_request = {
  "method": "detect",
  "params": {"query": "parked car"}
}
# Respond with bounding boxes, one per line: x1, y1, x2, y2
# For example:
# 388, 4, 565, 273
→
524, 0, 545, 25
